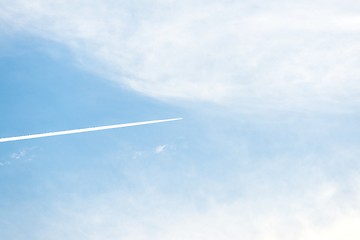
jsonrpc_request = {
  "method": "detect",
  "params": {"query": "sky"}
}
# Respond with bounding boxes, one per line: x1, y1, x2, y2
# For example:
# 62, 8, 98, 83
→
1, 0, 360, 239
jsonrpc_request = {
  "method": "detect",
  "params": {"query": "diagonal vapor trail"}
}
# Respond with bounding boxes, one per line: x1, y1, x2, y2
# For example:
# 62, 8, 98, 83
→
0, 118, 182, 143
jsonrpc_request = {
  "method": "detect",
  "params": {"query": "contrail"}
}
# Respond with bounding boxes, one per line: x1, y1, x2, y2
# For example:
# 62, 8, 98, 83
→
0, 118, 182, 143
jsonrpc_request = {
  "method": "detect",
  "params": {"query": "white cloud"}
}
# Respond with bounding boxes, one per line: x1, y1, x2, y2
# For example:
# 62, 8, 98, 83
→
37, 177, 360, 240
11, 149, 27, 160
0, 150, 27, 167
132, 151, 143, 159
1, 0, 360, 112
0, 161, 10, 167
155, 144, 166, 153
30, 145, 360, 240
5, 147, 37, 165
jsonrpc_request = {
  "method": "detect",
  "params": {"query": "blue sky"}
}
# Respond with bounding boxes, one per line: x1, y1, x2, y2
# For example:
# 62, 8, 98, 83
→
1, 1, 360, 239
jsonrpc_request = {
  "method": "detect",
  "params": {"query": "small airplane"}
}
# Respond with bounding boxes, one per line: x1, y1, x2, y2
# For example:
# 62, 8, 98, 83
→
0, 118, 182, 143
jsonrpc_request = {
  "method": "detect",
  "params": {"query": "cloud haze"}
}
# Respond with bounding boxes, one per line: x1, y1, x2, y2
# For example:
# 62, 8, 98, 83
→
36, 145, 360, 240
155, 144, 166, 153
1, 0, 360, 112
1, 1, 360, 239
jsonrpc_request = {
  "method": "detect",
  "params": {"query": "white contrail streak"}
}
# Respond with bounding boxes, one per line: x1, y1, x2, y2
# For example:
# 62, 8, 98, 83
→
0, 118, 182, 143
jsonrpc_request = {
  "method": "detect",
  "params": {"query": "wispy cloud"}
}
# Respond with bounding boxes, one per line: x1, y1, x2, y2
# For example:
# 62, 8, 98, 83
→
1, 0, 360, 112
0, 147, 38, 166
132, 151, 143, 160
37, 175, 360, 240
10, 149, 27, 160
29, 144, 360, 239
1, 2, 359, 238
0, 161, 10, 167
155, 145, 166, 154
